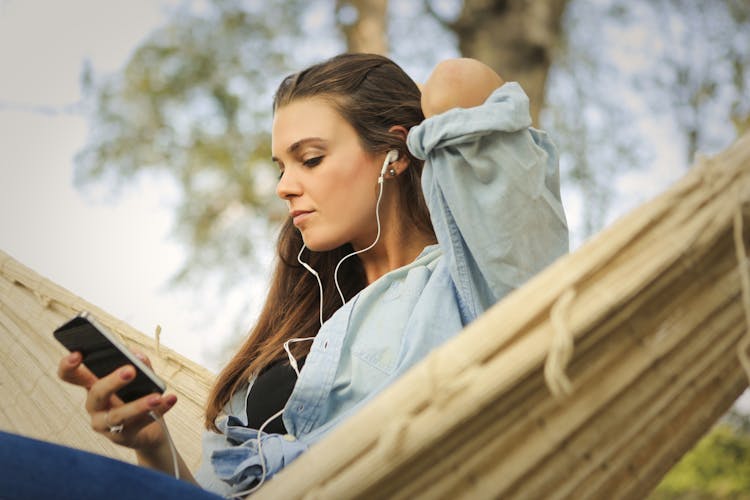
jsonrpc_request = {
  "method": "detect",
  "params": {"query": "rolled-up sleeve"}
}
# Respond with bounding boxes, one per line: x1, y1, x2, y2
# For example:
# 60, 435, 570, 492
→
407, 82, 569, 323
195, 416, 308, 495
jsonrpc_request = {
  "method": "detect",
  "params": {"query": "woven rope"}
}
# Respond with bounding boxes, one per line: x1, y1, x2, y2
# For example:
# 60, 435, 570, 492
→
733, 197, 750, 382
545, 288, 576, 398
0, 248, 214, 470
377, 417, 410, 459
154, 324, 163, 357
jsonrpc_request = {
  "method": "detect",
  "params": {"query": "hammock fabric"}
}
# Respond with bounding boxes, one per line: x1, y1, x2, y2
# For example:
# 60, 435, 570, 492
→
0, 253, 213, 471
1, 132, 749, 498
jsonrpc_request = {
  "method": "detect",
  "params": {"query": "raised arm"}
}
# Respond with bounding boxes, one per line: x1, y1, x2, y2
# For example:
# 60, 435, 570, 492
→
408, 68, 568, 322
420, 58, 505, 118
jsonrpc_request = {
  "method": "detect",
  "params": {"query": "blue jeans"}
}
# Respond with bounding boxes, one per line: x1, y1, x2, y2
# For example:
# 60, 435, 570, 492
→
0, 431, 223, 500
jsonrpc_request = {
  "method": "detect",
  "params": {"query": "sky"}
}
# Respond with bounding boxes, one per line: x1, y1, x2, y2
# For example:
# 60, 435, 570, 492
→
0, 0, 237, 369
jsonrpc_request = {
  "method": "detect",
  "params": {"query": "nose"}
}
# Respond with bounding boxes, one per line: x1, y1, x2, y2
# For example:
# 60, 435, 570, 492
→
276, 167, 302, 200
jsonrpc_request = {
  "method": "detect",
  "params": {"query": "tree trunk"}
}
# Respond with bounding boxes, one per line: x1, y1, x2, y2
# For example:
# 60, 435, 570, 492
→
336, 0, 389, 55
451, 0, 569, 125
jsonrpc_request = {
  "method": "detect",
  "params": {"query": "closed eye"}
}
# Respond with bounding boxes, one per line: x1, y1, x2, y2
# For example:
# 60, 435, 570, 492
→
303, 156, 323, 168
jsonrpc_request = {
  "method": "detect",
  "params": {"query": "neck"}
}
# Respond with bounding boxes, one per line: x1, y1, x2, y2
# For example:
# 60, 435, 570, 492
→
352, 208, 436, 285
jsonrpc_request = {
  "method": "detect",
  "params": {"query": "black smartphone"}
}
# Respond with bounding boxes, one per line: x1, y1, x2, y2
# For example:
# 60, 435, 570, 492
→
53, 312, 166, 402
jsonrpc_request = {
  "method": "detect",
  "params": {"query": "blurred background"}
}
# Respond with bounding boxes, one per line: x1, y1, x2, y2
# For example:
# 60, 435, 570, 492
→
1, 0, 749, 495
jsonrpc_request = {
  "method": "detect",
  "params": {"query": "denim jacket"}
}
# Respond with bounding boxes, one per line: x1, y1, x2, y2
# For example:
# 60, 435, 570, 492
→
195, 82, 569, 495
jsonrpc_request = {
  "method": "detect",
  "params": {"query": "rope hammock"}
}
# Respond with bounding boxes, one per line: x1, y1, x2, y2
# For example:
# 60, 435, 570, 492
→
1, 132, 749, 498
0, 254, 213, 471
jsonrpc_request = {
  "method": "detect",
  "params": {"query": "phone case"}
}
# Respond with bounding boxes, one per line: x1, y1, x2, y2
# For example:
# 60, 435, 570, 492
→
54, 312, 166, 402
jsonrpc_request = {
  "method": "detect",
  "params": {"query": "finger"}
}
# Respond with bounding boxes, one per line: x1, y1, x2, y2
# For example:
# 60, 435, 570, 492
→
129, 348, 153, 369
147, 393, 178, 418
125, 393, 177, 421
58, 352, 98, 389
95, 393, 177, 434
85, 365, 134, 413
131, 393, 178, 429
93, 407, 122, 435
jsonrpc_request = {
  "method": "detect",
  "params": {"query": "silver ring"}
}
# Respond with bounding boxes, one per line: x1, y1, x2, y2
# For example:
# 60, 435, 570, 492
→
105, 410, 124, 434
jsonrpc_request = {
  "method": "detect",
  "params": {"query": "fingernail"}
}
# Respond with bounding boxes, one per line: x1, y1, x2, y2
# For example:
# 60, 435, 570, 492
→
120, 367, 134, 380
148, 395, 161, 407
68, 352, 81, 363
134, 352, 147, 362
165, 395, 177, 407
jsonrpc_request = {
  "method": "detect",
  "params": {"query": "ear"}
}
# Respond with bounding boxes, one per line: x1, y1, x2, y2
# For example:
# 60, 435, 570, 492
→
387, 125, 410, 176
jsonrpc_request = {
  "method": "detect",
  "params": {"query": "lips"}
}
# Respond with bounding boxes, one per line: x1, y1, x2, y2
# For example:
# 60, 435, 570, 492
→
290, 210, 314, 226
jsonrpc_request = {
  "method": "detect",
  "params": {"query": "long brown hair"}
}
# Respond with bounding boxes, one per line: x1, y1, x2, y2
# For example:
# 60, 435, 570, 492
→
205, 53, 435, 430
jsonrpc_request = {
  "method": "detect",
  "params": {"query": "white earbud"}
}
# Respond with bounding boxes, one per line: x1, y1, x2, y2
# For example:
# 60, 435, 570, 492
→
379, 149, 399, 182
386, 149, 399, 164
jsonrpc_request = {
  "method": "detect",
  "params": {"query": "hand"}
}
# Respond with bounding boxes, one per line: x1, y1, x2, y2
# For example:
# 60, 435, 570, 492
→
57, 351, 177, 452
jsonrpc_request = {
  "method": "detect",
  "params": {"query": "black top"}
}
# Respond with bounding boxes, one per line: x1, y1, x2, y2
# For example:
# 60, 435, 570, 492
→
245, 357, 305, 434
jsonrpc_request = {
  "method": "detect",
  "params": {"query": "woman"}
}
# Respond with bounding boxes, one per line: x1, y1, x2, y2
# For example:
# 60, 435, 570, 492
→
5, 53, 567, 499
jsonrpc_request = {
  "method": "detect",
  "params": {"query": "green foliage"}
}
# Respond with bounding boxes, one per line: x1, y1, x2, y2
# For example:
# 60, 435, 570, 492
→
544, 0, 650, 238
74, 0, 463, 290
643, 0, 750, 162
545, 0, 750, 242
74, 0, 750, 283
75, 0, 341, 286
652, 417, 750, 499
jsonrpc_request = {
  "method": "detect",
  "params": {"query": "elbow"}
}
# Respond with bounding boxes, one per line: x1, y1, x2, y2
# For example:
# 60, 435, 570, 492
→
421, 58, 505, 118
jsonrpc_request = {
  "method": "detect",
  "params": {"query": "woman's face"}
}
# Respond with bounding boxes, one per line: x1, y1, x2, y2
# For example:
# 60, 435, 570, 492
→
272, 97, 384, 252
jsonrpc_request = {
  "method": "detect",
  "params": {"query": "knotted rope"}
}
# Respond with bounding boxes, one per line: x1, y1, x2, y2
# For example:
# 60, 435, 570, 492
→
545, 288, 577, 398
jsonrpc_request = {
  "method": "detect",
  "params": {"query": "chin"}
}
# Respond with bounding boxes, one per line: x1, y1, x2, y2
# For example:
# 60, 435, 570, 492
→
300, 233, 347, 253
303, 242, 344, 253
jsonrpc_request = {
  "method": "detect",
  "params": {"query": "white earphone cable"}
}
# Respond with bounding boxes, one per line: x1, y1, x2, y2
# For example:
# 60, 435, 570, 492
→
229, 151, 396, 496
225, 406, 286, 498
297, 245, 325, 328
333, 168, 386, 305
225, 335, 315, 498
298, 150, 394, 307
283, 337, 316, 376
148, 411, 180, 480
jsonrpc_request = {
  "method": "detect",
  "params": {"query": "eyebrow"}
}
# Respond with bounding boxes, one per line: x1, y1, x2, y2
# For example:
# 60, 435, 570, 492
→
271, 137, 328, 163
